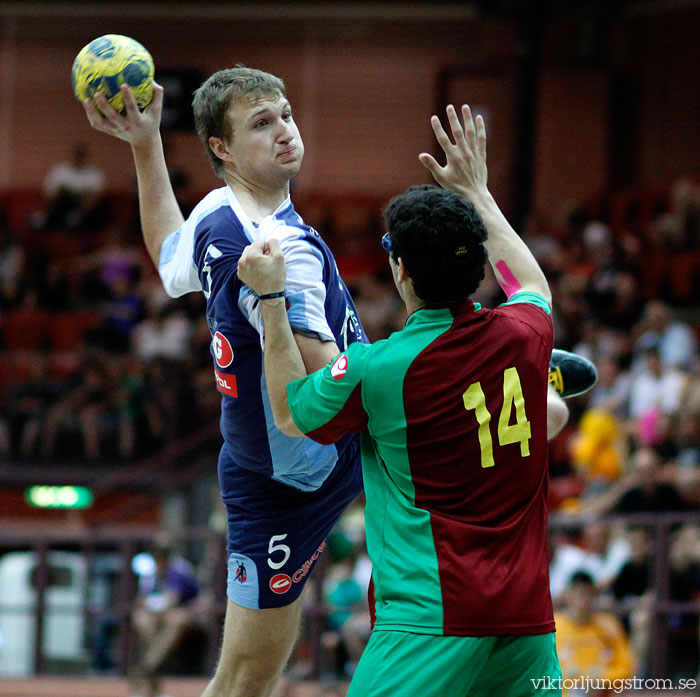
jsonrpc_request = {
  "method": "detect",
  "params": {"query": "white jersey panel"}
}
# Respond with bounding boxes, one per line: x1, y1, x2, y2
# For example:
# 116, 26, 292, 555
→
158, 189, 230, 297
238, 216, 334, 349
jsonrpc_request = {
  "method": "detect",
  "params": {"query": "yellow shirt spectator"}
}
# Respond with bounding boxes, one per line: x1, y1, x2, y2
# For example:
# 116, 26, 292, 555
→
555, 571, 635, 696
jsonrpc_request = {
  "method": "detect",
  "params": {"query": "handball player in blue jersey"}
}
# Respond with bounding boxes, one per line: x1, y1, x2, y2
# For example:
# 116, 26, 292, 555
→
84, 68, 591, 697
84, 67, 366, 697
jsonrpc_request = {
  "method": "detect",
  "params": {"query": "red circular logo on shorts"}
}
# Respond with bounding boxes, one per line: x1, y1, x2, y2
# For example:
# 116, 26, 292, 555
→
270, 574, 292, 594
213, 331, 234, 368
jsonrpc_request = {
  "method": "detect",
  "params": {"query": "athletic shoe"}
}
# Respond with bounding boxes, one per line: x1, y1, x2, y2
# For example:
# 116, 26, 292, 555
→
548, 349, 598, 398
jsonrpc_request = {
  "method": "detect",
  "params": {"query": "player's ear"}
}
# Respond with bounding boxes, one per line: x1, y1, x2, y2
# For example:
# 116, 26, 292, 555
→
396, 257, 409, 284
209, 136, 234, 165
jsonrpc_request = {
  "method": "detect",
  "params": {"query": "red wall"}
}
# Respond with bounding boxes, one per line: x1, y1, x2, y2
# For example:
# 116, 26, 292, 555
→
534, 68, 609, 216
0, 5, 698, 218
0, 16, 505, 198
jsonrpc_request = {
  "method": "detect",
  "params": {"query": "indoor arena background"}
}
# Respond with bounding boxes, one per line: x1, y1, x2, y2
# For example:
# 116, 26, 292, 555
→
1, 1, 699, 695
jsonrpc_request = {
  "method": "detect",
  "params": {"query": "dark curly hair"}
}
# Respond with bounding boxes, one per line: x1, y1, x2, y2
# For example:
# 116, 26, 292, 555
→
383, 185, 488, 303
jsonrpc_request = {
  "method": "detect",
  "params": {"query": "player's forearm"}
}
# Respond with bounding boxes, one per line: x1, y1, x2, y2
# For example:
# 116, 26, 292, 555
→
131, 137, 184, 268
469, 190, 551, 303
261, 300, 305, 436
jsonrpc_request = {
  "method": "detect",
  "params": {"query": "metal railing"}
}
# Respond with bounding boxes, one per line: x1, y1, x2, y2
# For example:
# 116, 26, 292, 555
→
0, 527, 227, 676
1, 512, 698, 679
549, 511, 700, 680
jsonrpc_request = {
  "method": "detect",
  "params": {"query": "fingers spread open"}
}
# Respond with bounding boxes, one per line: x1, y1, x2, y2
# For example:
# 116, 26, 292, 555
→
94, 91, 122, 125
150, 82, 164, 111
418, 152, 442, 179
83, 99, 105, 129
122, 83, 138, 117
446, 104, 467, 152
475, 114, 487, 162
430, 114, 454, 154
461, 105, 476, 151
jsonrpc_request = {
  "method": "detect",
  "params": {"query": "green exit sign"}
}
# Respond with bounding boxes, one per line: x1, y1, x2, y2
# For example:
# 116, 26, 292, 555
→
25, 486, 94, 509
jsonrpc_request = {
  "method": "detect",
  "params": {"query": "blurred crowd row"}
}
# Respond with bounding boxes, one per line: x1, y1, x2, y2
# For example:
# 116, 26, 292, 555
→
1, 143, 700, 473
0, 145, 214, 462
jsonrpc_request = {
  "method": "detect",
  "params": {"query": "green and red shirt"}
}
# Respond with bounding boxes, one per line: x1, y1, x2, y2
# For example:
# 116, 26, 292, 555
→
287, 293, 555, 637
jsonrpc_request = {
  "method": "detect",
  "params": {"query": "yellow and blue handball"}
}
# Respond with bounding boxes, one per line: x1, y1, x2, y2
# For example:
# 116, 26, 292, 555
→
72, 34, 154, 113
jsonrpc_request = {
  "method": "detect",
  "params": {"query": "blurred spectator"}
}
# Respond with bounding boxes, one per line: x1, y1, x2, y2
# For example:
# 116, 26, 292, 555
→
633, 300, 698, 372
627, 347, 687, 421
587, 358, 632, 420
550, 260, 593, 349
586, 264, 644, 332
40, 358, 111, 460
5, 354, 64, 459
670, 524, 700, 605
555, 571, 635, 696
32, 142, 107, 231
582, 220, 612, 259
321, 533, 368, 679
100, 274, 146, 352
668, 524, 700, 680
132, 304, 193, 362
569, 410, 626, 490
549, 522, 630, 602
350, 272, 404, 342
612, 526, 652, 603
676, 411, 700, 469
613, 447, 688, 515
580, 446, 690, 519
141, 358, 184, 448
163, 134, 194, 216
37, 353, 145, 461
316, 497, 372, 680
130, 535, 201, 697
107, 355, 145, 460
650, 178, 700, 251
611, 526, 654, 670
683, 361, 700, 418
0, 215, 26, 310
68, 225, 146, 302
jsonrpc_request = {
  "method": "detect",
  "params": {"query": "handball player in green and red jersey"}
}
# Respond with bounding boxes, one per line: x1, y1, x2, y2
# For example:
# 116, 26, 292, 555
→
238, 105, 564, 696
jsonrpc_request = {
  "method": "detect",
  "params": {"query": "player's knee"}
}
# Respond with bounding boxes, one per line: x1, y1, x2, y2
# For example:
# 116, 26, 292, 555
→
208, 624, 296, 696
209, 657, 281, 697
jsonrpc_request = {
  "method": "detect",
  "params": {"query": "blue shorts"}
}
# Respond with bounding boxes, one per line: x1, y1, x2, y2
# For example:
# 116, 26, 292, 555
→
218, 438, 363, 609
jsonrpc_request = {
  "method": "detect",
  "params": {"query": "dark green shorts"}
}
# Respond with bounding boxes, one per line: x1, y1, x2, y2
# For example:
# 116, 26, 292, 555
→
346, 630, 562, 697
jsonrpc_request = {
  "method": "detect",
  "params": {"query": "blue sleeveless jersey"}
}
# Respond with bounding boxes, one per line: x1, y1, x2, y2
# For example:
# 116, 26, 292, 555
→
158, 186, 366, 495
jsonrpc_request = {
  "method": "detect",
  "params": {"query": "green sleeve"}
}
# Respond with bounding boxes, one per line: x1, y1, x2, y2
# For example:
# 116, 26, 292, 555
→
501, 291, 551, 314
287, 341, 373, 444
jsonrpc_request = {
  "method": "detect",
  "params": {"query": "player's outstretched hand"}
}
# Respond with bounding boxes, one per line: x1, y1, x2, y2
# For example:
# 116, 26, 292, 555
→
419, 104, 488, 200
238, 237, 287, 298
83, 81, 164, 148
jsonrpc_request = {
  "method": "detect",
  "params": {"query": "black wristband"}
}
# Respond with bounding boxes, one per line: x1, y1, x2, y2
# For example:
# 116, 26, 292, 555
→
256, 291, 285, 300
